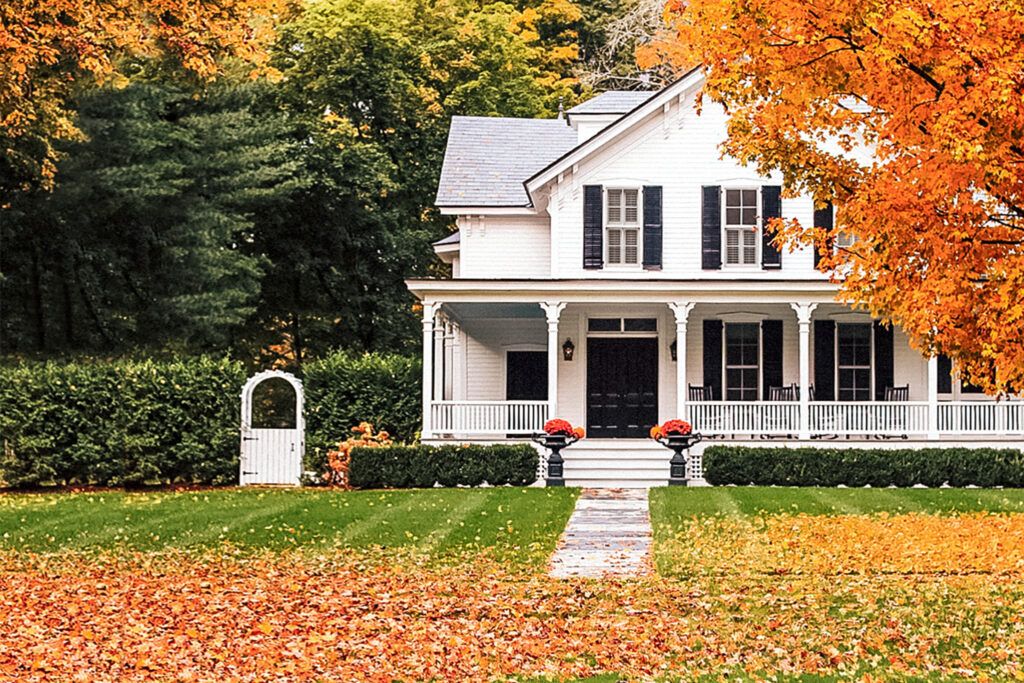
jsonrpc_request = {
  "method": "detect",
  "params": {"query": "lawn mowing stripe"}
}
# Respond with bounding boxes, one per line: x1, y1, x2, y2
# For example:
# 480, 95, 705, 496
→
332, 492, 437, 547
415, 491, 491, 553
806, 488, 865, 515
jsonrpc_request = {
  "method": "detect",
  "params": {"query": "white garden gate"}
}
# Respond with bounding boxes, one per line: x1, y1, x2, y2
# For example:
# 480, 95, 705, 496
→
239, 370, 305, 485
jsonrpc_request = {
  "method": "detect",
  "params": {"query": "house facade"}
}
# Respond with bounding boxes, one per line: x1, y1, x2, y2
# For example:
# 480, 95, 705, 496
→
407, 71, 1023, 487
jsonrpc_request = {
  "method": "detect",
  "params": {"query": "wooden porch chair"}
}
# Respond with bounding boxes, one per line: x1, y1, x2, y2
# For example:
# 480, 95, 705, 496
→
884, 385, 910, 401
688, 384, 713, 401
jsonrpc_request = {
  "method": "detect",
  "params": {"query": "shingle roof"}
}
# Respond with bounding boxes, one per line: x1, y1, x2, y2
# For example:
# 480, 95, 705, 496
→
435, 116, 578, 207
566, 90, 654, 115
433, 231, 460, 246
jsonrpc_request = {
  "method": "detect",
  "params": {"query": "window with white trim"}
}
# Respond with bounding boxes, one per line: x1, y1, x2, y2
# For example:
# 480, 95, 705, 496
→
606, 188, 640, 265
836, 323, 872, 401
725, 323, 760, 401
724, 189, 758, 266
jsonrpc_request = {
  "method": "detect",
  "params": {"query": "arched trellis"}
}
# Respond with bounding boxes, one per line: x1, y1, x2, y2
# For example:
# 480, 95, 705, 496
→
239, 370, 305, 486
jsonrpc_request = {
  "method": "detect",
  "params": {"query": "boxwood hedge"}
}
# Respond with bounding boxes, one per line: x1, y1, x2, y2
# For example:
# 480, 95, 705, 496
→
348, 444, 538, 489
0, 357, 245, 487
703, 445, 1024, 487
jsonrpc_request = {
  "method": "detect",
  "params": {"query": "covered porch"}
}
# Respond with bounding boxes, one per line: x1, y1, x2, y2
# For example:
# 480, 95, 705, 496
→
411, 280, 1023, 443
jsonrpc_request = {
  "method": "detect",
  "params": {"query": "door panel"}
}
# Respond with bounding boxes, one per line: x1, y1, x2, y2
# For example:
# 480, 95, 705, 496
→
587, 338, 658, 438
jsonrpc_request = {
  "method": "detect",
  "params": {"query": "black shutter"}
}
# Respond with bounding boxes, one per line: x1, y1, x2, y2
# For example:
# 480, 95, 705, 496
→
701, 186, 721, 270
703, 319, 723, 400
874, 321, 894, 401
938, 354, 953, 394
761, 185, 783, 269
761, 319, 784, 398
813, 201, 834, 269
642, 185, 663, 269
814, 320, 835, 401
583, 185, 603, 269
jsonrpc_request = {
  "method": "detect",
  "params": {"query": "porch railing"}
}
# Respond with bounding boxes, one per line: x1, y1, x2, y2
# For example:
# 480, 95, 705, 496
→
687, 401, 800, 435
809, 401, 931, 436
430, 400, 549, 436
938, 401, 1024, 435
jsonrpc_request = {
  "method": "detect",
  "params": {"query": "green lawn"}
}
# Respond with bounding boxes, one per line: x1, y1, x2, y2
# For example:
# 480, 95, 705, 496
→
650, 485, 1024, 520
0, 487, 577, 564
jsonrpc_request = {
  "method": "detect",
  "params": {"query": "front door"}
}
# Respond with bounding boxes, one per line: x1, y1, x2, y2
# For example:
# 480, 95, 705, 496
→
587, 338, 658, 438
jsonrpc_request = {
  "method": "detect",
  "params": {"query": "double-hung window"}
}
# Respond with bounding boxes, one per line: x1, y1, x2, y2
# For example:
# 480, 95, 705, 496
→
725, 323, 760, 401
836, 323, 872, 401
724, 189, 758, 266
606, 188, 640, 265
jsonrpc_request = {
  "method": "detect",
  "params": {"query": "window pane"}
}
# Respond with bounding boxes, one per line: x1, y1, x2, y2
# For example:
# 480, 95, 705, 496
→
726, 208, 741, 224
624, 229, 638, 263
624, 189, 639, 224
608, 229, 621, 263
588, 318, 621, 332
725, 229, 740, 264
742, 208, 757, 225
607, 189, 621, 223
742, 189, 757, 206
726, 189, 740, 206
623, 318, 657, 332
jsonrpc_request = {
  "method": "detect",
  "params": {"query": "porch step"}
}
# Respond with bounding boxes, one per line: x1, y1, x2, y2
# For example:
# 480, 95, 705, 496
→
560, 441, 673, 488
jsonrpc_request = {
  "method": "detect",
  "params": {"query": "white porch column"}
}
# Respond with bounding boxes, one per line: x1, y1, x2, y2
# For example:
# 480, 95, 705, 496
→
668, 302, 695, 420
450, 321, 465, 401
540, 302, 567, 419
927, 354, 939, 439
420, 301, 440, 439
791, 302, 818, 439
433, 317, 446, 402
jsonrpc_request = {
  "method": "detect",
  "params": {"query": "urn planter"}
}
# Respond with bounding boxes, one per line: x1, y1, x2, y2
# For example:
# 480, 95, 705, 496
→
531, 433, 579, 487
655, 432, 704, 485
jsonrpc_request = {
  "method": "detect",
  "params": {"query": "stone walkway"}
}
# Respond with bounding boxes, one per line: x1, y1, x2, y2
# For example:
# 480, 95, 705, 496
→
549, 488, 652, 578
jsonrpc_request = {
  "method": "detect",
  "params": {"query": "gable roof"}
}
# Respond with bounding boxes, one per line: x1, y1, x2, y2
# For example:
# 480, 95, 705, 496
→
524, 68, 704, 203
433, 231, 460, 246
435, 116, 578, 208
566, 90, 653, 115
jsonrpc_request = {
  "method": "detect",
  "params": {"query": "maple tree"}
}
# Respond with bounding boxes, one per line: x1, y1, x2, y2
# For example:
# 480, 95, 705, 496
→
0, 0, 290, 191
641, 0, 1024, 394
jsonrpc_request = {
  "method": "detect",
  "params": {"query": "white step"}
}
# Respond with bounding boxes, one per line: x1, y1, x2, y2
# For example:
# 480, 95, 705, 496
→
564, 478, 667, 488
556, 440, 676, 488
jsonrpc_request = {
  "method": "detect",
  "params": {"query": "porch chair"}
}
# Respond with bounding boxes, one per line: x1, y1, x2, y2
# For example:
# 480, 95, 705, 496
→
688, 384, 714, 401
763, 385, 798, 438
876, 384, 911, 440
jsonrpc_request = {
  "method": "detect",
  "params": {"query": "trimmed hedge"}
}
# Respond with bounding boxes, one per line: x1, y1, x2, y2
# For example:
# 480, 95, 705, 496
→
0, 358, 245, 487
348, 444, 538, 489
304, 351, 420, 473
704, 446, 1024, 487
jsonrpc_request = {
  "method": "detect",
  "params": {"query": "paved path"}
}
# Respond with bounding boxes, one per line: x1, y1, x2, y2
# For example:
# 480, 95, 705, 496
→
549, 488, 652, 578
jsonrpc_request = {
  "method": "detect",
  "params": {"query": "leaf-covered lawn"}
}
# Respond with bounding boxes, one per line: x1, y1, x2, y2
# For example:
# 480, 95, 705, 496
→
4, 486, 1024, 681
0, 487, 577, 565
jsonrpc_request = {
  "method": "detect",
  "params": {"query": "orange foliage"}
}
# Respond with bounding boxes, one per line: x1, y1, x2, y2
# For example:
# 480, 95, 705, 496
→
642, 0, 1024, 394
324, 422, 392, 488
1, 0, 291, 186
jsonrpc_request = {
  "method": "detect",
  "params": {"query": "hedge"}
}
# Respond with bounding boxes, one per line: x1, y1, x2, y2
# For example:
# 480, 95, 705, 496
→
348, 444, 538, 489
304, 351, 420, 473
0, 358, 245, 487
704, 445, 1024, 487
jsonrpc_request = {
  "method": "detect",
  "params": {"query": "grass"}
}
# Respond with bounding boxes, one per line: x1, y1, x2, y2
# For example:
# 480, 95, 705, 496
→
649, 485, 1024, 521
0, 487, 577, 564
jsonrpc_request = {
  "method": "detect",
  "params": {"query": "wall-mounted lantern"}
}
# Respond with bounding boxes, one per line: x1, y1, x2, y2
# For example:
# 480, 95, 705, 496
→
562, 338, 575, 361
670, 339, 678, 362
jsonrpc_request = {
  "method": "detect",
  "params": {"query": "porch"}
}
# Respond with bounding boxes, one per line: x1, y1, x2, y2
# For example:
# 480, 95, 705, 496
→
412, 281, 1023, 446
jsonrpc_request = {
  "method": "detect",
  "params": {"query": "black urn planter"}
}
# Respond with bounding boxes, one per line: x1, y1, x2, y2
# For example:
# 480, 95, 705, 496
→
655, 432, 703, 485
532, 433, 579, 487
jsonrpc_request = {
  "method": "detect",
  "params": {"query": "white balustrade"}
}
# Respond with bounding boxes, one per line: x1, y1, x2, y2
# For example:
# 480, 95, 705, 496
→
809, 402, 931, 435
430, 401, 549, 436
687, 401, 800, 435
938, 401, 1024, 435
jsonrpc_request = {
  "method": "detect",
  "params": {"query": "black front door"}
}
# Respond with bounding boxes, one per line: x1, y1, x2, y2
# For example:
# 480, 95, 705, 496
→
587, 338, 658, 438
506, 351, 547, 400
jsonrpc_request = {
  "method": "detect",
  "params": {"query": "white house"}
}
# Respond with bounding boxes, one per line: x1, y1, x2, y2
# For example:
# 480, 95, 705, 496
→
406, 71, 1023, 487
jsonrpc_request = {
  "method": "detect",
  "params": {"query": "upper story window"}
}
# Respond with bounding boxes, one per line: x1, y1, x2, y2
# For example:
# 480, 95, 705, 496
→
606, 188, 640, 265
724, 189, 758, 266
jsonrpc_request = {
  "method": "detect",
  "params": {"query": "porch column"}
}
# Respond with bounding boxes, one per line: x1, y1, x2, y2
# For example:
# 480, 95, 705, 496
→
450, 321, 465, 401
791, 302, 818, 439
540, 302, 566, 419
433, 316, 446, 402
420, 301, 440, 439
927, 354, 939, 439
669, 302, 695, 420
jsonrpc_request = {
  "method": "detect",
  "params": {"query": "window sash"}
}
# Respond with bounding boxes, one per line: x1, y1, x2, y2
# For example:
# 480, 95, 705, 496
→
723, 188, 759, 266
724, 322, 760, 402
836, 323, 873, 401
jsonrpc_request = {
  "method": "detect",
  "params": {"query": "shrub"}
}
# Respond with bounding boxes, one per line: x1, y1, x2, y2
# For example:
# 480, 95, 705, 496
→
0, 357, 245, 487
323, 422, 392, 488
303, 351, 420, 474
348, 443, 538, 489
703, 446, 1024, 487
